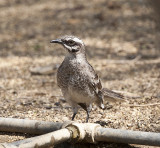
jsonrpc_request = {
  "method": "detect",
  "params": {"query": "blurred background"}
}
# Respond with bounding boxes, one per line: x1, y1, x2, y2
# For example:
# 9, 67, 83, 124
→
0, 0, 159, 147
0, 0, 159, 58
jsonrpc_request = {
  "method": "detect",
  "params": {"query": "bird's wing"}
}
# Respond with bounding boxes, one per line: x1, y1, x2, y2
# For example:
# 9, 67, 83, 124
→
87, 63, 102, 93
87, 62, 125, 103
91, 73, 102, 92
86, 64, 104, 109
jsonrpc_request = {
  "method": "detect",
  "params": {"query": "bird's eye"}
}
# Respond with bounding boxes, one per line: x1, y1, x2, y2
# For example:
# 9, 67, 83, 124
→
66, 40, 75, 46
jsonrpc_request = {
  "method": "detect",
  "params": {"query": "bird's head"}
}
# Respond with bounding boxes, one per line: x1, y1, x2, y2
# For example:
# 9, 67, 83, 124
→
50, 35, 85, 54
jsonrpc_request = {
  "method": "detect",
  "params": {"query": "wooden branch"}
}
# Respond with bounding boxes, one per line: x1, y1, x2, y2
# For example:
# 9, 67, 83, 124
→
0, 122, 160, 147
0, 117, 63, 135
95, 127, 160, 146
1, 128, 71, 148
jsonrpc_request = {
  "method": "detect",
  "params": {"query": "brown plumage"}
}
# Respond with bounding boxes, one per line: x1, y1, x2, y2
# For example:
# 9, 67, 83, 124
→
50, 35, 125, 122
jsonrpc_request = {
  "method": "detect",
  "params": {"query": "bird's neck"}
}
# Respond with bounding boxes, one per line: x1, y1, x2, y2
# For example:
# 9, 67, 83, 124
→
65, 52, 87, 62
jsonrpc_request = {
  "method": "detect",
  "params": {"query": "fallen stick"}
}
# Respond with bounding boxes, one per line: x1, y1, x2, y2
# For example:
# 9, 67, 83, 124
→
0, 117, 62, 135
95, 127, 160, 146
1, 128, 71, 148
0, 122, 160, 147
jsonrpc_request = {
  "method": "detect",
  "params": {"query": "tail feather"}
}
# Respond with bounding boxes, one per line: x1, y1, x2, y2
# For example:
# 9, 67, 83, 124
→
102, 88, 126, 102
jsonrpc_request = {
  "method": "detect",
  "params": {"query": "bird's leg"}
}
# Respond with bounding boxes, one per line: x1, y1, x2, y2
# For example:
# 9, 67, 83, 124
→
72, 112, 77, 121
72, 106, 78, 121
86, 110, 90, 123
78, 103, 91, 122
86, 104, 92, 122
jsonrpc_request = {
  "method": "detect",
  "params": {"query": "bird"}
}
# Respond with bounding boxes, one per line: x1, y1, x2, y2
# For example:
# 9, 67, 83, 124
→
50, 35, 125, 122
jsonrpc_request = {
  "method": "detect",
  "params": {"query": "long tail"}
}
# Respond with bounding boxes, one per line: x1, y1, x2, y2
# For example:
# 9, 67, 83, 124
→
102, 88, 126, 102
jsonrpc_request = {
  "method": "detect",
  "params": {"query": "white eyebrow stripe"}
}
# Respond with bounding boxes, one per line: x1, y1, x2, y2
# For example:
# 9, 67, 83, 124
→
73, 38, 83, 44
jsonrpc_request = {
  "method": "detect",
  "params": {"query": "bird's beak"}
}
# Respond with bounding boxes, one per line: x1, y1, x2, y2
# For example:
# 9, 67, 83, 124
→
50, 39, 62, 44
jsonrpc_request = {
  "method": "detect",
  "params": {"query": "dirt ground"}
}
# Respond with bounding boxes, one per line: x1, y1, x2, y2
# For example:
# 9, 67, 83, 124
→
0, 0, 160, 147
